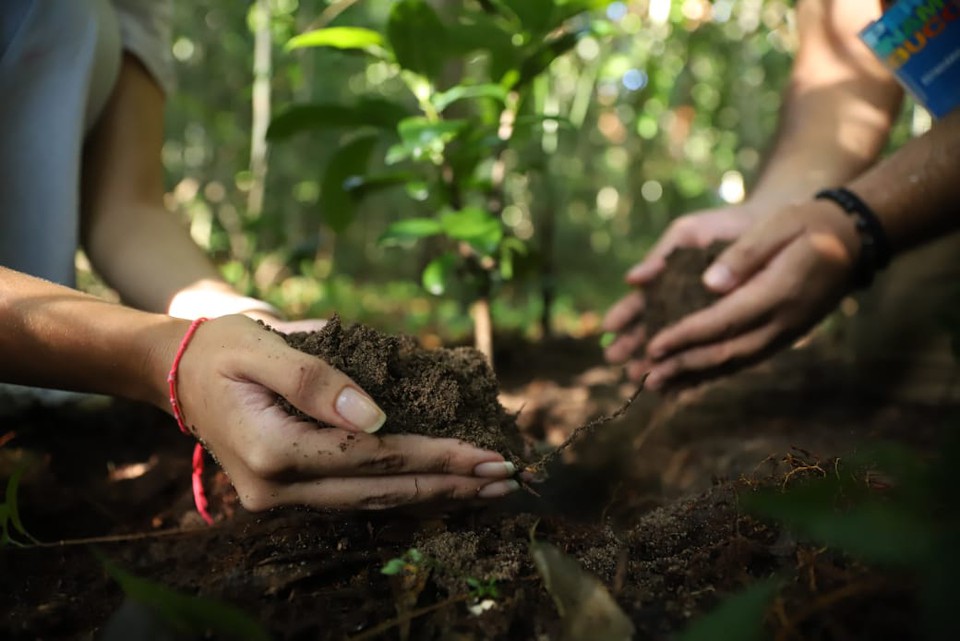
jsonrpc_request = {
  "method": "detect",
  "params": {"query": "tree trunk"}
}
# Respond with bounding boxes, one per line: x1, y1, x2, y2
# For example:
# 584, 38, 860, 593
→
247, 0, 272, 224
471, 297, 494, 368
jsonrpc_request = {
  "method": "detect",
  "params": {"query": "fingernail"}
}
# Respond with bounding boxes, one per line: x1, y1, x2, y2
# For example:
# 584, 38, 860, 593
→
703, 264, 734, 291
474, 461, 516, 478
335, 387, 386, 433
477, 479, 520, 498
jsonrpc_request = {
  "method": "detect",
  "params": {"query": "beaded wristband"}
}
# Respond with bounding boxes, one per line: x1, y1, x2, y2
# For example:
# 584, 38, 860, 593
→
814, 187, 892, 289
167, 317, 214, 525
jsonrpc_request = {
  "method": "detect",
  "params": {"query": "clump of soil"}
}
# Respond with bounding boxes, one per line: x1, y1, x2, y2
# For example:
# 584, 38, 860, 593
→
278, 316, 526, 465
643, 241, 730, 338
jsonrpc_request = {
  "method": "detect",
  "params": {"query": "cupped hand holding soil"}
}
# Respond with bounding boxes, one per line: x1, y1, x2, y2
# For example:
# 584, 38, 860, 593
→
279, 315, 528, 469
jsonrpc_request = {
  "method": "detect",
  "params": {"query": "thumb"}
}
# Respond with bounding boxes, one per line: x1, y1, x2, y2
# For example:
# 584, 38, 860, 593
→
702, 220, 800, 293
241, 327, 387, 433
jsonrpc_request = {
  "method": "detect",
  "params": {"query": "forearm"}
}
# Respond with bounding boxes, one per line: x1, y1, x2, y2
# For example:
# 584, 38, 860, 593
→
84, 201, 232, 314
0, 266, 183, 408
746, 0, 902, 210
848, 108, 960, 255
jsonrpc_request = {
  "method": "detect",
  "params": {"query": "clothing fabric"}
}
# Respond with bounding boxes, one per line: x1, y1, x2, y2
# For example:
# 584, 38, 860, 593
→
0, 0, 172, 286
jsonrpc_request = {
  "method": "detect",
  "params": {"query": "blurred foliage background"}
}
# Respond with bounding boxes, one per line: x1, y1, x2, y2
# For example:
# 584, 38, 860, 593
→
157, 0, 912, 343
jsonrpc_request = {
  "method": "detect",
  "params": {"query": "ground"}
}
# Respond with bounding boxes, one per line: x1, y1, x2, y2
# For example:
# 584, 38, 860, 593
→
1, 250, 955, 640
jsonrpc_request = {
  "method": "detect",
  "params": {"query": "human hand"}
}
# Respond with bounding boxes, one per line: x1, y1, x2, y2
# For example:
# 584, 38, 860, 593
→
167, 315, 518, 512
642, 200, 860, 391
603, 205, 758, 380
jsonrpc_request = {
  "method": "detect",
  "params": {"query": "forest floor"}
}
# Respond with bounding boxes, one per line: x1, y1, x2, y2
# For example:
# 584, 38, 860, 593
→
1, 326, 956, 640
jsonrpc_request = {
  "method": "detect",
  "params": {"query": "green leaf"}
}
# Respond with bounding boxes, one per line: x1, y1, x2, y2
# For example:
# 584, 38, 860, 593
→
440, 207, 503, 253
100, 557, 272, 641
500, 0, 556, 35
320, 135, 379, 233
379, 218, 444, 245
343, 171, 420, 198
445, 15, 521, 82
381, 558, 407, 575
744, 484, 934, 566
286, 27, 383, 51
514, 31, 582, 88
388, 117, 470, 164
422, 253, 458, 296
267, 99, 409, 141
432, 84, 509, 113
387, 0, 448, 80
675, 579, 779, 641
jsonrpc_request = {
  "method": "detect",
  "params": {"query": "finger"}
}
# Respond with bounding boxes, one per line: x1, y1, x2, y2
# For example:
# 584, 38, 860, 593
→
232, 320, 387, 433
604, 327, 647, 364
272, 318, 329, 333
625, 217, 702, 285
646, 322, 781, 391
626, 359, 651, 382
274, 474, 521, 511
702, 221, 801, 294
646, 269, 784, 360
602, 291, 645, 333
265, 426, 514, 479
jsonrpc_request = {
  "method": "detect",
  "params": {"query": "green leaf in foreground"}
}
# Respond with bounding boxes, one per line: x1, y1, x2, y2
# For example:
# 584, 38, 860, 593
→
675, 579, 780, 641
100, 556, 271, 641
320, 135, 379, 233
1, 462, 37, 547
285, 27, 383, 52
744, 484, 933, 566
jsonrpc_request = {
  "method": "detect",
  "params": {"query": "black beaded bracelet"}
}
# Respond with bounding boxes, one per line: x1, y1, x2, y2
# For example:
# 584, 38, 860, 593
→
814, 187, 892, 289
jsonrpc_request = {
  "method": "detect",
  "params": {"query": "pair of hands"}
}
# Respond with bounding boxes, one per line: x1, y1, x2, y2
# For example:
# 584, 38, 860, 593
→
603, 200, 862, 390
166, 315, 518, 515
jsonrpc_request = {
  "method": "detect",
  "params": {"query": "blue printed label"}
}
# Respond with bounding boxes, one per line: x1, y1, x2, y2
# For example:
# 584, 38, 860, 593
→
860, 0, 960, 118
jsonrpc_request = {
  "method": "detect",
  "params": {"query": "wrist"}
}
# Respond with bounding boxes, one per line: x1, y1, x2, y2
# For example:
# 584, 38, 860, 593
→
139, 315, 193, 411
814, 187, 892, 288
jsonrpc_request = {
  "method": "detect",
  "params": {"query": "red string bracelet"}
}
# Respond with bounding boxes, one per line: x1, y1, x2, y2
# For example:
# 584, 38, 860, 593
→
167, 317, 214, 526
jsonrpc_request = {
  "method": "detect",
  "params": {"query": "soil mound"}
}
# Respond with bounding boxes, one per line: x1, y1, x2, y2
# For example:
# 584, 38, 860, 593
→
643, 241, 729, 338
279, 316, 526, 465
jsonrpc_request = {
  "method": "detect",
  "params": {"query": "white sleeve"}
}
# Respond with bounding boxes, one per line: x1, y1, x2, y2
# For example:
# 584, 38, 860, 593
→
111, 0, 175, 96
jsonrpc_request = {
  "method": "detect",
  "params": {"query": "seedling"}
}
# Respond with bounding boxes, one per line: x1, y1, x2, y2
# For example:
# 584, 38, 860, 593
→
270, 0, 615, 362
381, 547, 425, 576
466, 576, 500, 601
0, 462, 38, 547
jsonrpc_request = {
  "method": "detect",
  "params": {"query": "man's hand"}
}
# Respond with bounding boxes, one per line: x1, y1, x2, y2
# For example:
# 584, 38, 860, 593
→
602, 205, 758, 380
642, 200, 859, 391
173, 315, 518, 512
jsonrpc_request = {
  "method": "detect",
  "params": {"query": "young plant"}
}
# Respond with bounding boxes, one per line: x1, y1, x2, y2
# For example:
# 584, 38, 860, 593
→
0, 462, 38, 547
465, 575, 500, 601
380, 547, 425, 576
269, 0, 614, 363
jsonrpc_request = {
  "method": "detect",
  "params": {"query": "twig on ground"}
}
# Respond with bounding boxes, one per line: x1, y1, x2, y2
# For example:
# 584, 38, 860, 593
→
525, 378, 647, 475
16, 525, 211, 549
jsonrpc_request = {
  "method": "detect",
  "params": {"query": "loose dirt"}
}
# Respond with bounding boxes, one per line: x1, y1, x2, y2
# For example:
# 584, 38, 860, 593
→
1, 245, 953, 640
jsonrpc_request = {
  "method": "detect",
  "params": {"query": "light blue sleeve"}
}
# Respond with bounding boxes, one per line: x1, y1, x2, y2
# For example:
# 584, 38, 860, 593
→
111, 0, 174, 95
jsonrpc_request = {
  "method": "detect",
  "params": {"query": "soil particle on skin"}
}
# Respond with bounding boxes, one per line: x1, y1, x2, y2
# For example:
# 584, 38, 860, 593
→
643, 241, 730, 339
279, 316, 526, 465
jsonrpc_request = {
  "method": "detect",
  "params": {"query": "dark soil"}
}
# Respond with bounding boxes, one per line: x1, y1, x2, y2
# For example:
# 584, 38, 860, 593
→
642, 242, 729, 338
1, 270, 956, 640
278, 316, 526, 467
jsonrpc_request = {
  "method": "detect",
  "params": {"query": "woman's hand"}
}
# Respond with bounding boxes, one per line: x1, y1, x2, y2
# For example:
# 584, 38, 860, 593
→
642, 200, 860, 391
170, 315, 518, 512
603, 205, 758, 380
